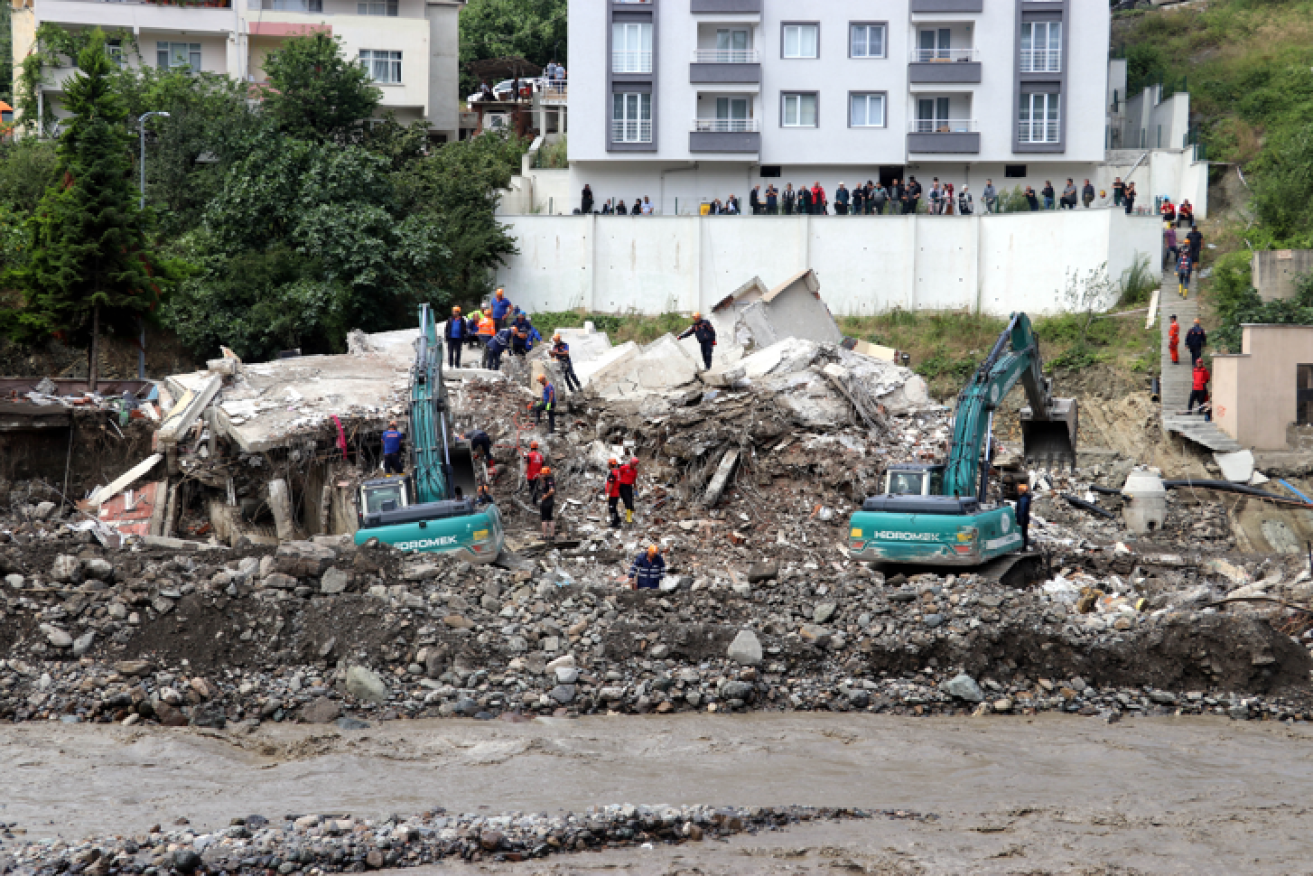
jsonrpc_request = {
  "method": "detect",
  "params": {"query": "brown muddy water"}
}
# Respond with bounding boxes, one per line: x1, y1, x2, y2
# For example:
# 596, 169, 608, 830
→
5, 712, 1313, 874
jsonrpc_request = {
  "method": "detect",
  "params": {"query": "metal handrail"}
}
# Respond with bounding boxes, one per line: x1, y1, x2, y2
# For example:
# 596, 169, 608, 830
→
693, 118, 760, 132
908, 48, 979, 63
907, 119, 977, 133
692, 49, 759, 63
612, 51, 653, 74
1019, 49, 1062, 72
611, 120, 653, 142
1017, 120, 1060, 143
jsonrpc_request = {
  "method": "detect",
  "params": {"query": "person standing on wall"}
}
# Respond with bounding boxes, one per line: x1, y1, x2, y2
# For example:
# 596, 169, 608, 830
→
1025, 186, 1039, 212
812, 181, 826, 215
1082, 179, 1095, 208
382, 420, 405, 475
1042, 180, 1055, 210
798, 185, 812, 215
782, 183, 796, 215
1061, 178, 1077, 209
677, 312, 717, 370
1124, 182, 1137, 215
834, 182, 849, 215
765, 184, 778, 215
444, 306, 464, 369
907, 177, 922, 214
982, 179, 998, 214
1185, 318, 1206, 366
958, 185, 973, 215
850, 182, 863, 216
581, 184, 594, 214
1112, 177, 1125, 207
872, 180, 888, 215
750, 185, 762, 215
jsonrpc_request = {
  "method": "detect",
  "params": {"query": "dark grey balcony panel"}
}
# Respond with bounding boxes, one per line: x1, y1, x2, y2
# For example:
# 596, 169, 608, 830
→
910, 0, 982, 11
907, 132, 980, 153
690, 62, 762, 83
691, 0, 761, 11
690, 131, 761, 153
908, 61, 982, 83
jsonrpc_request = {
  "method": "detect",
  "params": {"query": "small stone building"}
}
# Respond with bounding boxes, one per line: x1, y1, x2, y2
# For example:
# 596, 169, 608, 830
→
1211, 324, 1313, 450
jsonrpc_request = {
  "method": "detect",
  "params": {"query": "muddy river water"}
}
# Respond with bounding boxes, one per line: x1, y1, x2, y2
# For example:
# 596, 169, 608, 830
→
5, 712, 1313, 874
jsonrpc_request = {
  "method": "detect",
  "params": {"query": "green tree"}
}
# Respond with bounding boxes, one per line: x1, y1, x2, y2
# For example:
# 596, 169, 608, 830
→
458, 0, 567, 95
1252, 126, 1313, 248
115, 66, 257, 236
167, 131, 446, 361
5, 30, 180, 388
261, 31, 381, 142
394, 131, 524, 308
0, 138, 58, 213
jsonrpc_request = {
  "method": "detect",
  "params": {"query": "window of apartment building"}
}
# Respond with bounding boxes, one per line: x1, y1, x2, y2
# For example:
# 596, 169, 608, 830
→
360, 50, 403, 84
782, 24, 818, 59
781, 93, 817, 127
1020, 21, 1061, 73
1004, 164, 1027, 178
612, 92, 652, 143
849, 93, 885, 127
850, 23, 885, 59
612, 22, 653, 74
1019, 92, 1060, 143
107, 40, 124, 68
715, 28, 751, 61
915, 28, 951, 62
157, 43, 202, 73
915, 97, 950, 133
358, 0, 398, 15
714, 97, 751, 131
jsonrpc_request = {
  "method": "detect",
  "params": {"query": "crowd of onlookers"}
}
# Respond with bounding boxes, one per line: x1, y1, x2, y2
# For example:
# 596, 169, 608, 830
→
577, 177, 1187, 217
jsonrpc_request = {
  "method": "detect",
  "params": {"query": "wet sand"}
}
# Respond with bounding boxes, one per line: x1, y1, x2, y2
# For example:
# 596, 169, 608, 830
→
5, 712, 1313, 874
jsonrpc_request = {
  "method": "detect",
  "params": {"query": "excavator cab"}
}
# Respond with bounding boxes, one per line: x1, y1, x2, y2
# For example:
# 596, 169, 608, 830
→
883, 464, 945, 497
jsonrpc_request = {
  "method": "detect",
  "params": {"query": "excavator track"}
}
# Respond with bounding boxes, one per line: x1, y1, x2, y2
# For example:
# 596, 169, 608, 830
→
868, 551, 1051, 589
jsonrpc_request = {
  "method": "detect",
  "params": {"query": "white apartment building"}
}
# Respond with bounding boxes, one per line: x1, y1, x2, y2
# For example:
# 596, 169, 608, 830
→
567, 0, 1110, 213
10, 0, 464, 140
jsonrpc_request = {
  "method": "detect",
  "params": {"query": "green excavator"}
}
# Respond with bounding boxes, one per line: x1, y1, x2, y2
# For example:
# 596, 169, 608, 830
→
848, 312, 1077, 568
352, 305, 505, 563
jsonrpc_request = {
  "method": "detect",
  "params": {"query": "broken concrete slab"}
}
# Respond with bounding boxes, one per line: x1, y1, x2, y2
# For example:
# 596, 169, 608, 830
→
703, 448, 740, 507
157, 374, 222, 445
88, 453, 164, 508
268, 479, 297, 542
1215, 449, 1255, 484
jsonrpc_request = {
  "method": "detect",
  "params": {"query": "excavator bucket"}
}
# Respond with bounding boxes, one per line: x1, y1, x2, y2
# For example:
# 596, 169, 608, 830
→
1019, 398, 1078, 469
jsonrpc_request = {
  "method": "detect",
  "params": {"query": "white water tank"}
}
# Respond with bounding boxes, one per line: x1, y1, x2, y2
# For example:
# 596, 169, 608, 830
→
1122, 466, 1167, 534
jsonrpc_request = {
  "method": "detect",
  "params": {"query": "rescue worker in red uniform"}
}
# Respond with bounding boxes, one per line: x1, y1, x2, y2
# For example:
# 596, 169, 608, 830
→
618, 457, 639, 524
602, 458, 622, 528
523, 440, 545, 503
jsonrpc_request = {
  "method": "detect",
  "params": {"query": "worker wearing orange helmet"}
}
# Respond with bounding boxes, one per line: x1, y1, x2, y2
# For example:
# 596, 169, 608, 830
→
618, 456, 639, 524
627, 544, 665, 590
601, 457, 623, 528
538, 465, 556, 541
443, 305, 465, 369
677, 311, 717, 370
522, 439, 545, 503
476, 310, 496, 367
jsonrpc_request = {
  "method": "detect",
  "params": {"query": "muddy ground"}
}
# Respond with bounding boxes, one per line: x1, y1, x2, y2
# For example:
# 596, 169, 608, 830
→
5, 713, 1313, 874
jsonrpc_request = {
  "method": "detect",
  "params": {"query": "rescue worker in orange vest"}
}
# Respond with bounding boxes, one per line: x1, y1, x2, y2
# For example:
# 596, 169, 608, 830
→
1168, 314, 1180, 365
618, 456, 639, 524
476, 310, 496, 368
601, 457, 623, 528
523, 440, 545, 503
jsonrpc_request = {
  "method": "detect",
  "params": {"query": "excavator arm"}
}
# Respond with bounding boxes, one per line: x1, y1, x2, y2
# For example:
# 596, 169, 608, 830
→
408, 304, 456, 505
942, 313, 1077, 500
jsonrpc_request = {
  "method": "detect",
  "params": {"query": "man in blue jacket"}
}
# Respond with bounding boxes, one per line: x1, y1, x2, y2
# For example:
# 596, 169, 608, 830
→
490, 288, 513, 329
486, 326, 512, 371
443, 306, 464, 368
531, 373, 556, 433
381, 420, 405, 474
628, 545, 666, 590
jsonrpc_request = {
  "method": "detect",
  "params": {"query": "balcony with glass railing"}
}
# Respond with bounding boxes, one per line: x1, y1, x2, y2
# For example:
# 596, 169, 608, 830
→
611, 119, 653, 144
907, 118, 979, 153
612, 51, 653, 74
690, 49, 761, 84
1020, 49, 1062, 73
690, 117, 759, 152
908, 47, 980, 83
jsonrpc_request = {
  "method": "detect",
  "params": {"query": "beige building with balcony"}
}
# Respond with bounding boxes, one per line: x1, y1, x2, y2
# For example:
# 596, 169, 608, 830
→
10, 0, 464, 140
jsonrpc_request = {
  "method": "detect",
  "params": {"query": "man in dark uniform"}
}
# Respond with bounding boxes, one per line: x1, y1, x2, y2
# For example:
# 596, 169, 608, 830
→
1015, 483, 1032, 552
381, 420, 405, 474
538, 465, 556, 542
677, 312, 717, 370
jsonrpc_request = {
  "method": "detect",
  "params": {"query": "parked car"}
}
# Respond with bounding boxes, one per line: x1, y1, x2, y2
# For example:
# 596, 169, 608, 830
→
468, 78, 538, 103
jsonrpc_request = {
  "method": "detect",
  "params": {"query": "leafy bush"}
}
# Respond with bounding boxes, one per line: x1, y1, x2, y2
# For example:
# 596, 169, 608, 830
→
1117, 253, 1157, 306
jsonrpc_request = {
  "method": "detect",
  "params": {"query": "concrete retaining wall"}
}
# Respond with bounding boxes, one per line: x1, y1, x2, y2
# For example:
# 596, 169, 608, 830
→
495, 209, 1160, 317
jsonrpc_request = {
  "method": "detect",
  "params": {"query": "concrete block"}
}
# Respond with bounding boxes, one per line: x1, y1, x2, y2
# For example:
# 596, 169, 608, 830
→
577, 341, 640, 389
1214, 449, 1255, 484
268, 478, 297, 541
157, 373, 222, 445
88, 454, 164, 509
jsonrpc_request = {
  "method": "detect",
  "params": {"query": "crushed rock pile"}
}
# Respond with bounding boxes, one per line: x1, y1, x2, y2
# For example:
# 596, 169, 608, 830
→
0, 804, 888, 874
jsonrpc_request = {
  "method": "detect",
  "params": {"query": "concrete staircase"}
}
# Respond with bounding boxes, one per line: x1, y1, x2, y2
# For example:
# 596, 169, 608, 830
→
1158, 271, 1244, 453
